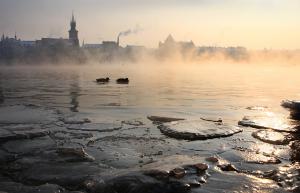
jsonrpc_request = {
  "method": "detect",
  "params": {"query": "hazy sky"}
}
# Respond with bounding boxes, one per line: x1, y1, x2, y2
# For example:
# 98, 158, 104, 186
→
0, 0, 300, 49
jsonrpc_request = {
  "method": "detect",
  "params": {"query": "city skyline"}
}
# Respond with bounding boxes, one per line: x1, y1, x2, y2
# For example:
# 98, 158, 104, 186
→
0, 0, 300, 49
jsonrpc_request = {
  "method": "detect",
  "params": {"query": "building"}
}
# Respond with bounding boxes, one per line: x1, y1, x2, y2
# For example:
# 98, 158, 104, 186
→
82, 43, 103, 49
34, 13, 80, 48
1, 33, 36, 49
83, 37, 120, 51
0, 34, 20, 47
158, 34, 196, 58
125, 45, 146, 55
0, 34, 23, 61
35, 13, 79, 48
69, 13, 79, 47
20, 41, 36, 48
1, 13, 80, 50
159, 34, 195, 51
0, 13, 84, 64
102, 41, 119, 51
35, 38, 73, 48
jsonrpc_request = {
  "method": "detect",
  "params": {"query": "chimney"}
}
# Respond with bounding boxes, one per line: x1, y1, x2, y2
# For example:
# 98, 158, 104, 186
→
117, 35, 120, 47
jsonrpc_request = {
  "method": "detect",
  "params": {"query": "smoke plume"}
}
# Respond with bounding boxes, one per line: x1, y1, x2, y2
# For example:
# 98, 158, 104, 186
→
118, 25, 143, 38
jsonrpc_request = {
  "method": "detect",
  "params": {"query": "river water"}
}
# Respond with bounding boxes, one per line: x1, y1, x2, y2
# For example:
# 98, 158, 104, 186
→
0, 63, 299, 192
1, 63, 300, 118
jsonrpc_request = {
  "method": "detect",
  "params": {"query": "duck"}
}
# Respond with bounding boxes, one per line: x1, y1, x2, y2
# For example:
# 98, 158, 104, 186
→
96, 77, 110, 83
116, 78, 129, 84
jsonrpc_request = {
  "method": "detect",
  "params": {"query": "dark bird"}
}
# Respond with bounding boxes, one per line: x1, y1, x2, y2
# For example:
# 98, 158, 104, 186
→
116, 78, 129, 84
96, 77, 110, 83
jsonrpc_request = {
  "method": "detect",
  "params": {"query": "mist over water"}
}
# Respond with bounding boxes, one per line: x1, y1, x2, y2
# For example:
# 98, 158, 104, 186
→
1, 62, 300, 119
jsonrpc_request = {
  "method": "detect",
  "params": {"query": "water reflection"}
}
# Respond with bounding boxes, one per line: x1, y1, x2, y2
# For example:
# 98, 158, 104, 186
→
0, 81, 4, 104
69, 74, 80, 112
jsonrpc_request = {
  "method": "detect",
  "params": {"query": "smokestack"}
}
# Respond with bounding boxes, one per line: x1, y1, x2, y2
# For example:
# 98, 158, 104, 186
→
117, 35, 120, 47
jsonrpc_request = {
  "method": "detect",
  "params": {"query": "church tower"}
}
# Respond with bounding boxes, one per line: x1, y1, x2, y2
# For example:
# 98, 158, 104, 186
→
69, 13, 79, 47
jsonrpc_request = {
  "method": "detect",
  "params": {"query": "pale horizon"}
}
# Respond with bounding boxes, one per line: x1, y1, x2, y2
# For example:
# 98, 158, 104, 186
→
0, 0, 300, 49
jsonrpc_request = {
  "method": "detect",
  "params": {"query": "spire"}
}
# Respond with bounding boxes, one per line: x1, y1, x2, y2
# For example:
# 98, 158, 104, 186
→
68, 11, 79, 47
71, 11, 75, 23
